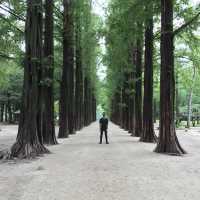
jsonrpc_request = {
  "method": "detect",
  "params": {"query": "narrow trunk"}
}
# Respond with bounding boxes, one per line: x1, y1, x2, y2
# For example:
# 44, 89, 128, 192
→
140, 17, 156, 143
187, 91, 193, 128
5, 104, 8, 122
135, 39, 143, 137
75, 13, 83, 130
175, 73, 180, 127
7, 100, 12, 123
84, 77, 89, 126
187, 67, 195, 128
42, 0, 57, 144
131, 49, 136, 136
58, 0, 71, 138
153, 99, 157, 123
128, 72, 134, 134
0, 103, 4, 122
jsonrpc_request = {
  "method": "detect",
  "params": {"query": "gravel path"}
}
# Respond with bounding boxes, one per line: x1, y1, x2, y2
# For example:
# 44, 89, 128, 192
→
0, 122, 200, 200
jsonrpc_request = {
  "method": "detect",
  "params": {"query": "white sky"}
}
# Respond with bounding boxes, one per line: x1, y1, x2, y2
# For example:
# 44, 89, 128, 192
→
92, 0, 108, 19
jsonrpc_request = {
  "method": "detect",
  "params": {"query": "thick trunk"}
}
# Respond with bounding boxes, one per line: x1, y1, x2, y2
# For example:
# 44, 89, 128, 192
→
58, 0, 74, 138
42, 0, 57, 144
140, 17, 156, 143
11, 0, 49, 158
155, 0, 185, 155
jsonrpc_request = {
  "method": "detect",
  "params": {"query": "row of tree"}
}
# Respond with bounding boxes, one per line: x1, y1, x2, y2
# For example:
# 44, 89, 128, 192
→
106, 0, 200, 155
0, 0, 99, 158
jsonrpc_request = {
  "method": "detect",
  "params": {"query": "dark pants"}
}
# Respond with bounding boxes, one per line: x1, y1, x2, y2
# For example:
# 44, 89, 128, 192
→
100, 129, 109, 144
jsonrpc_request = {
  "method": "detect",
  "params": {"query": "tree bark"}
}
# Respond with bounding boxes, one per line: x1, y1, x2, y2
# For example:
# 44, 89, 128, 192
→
42, 0, 57, 144
175, 73, 180, 127
135, 38, 143, 137
75, 12, 83, 130
58, 0, 75, 137
10, 0, 49, 158
0, 103, 4, 122
154, 0, 186, 155
140, 17, 156, 143
186, 66, 195, 128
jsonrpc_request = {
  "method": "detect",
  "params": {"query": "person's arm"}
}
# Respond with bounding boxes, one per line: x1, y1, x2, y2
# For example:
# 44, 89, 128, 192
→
99, 119, 102, 130
106, 119, 108, 130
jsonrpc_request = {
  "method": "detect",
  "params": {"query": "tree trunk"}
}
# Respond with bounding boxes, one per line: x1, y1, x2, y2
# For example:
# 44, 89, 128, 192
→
84, 77, 89, 126
175, 73, 180, 127
135, 38, 143, 137
42, 0, 57, 144
0, 103, 4, 122
128, 72, 134, 134
187, 67, 195, 128
187, 91, 193, 128
140, 17, 156, 143
58, 0, 75, 137
154, 0, 186, 155
7, 97, 12, 124
75, 14, 83, 130
153, 99, 157, 123
5, 103, 8, 122
11, 0, 49, 158
131, 50, 136, 137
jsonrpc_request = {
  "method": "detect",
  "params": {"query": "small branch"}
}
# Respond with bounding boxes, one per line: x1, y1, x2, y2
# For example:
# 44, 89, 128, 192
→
0, 5, 25, 21
0, 14, 24, 33
53, 5, 63, 18
173, 11, 200, 36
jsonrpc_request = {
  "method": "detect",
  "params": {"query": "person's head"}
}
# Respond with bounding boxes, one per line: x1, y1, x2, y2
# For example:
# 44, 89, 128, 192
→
102, 112, 106, 117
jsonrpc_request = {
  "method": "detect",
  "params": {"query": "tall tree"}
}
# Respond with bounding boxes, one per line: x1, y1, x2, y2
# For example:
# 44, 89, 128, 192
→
140, 10, 156, 143
42, 0, 57, 144
58, 0, 72, 138
75, 10, 84, 130
134, 37, 143, 137
10, 0, 49, 158
67, 0, 75, 135
154, 0, 186, 155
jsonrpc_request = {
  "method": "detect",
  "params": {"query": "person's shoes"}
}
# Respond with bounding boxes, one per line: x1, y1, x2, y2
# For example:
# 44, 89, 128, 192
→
99, 142, 102, 144
106, 142, 109, 144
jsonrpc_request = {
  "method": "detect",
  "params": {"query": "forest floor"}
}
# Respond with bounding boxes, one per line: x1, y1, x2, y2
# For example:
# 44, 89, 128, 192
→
0, 122, 200, 200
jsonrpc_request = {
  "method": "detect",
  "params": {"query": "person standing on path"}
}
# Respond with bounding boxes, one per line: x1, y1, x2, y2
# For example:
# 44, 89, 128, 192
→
99, 112, 109, 144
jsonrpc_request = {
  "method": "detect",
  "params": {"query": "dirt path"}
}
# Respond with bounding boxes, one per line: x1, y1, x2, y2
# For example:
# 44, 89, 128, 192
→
0, 122, 200, 200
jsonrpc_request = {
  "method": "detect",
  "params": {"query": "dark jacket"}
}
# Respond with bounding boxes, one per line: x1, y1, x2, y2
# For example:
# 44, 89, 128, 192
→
99, 117, 108, 131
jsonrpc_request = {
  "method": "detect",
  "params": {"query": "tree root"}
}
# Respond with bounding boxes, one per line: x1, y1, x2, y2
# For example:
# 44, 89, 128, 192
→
154, 135, 186, 156
10, 142, 50, 159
